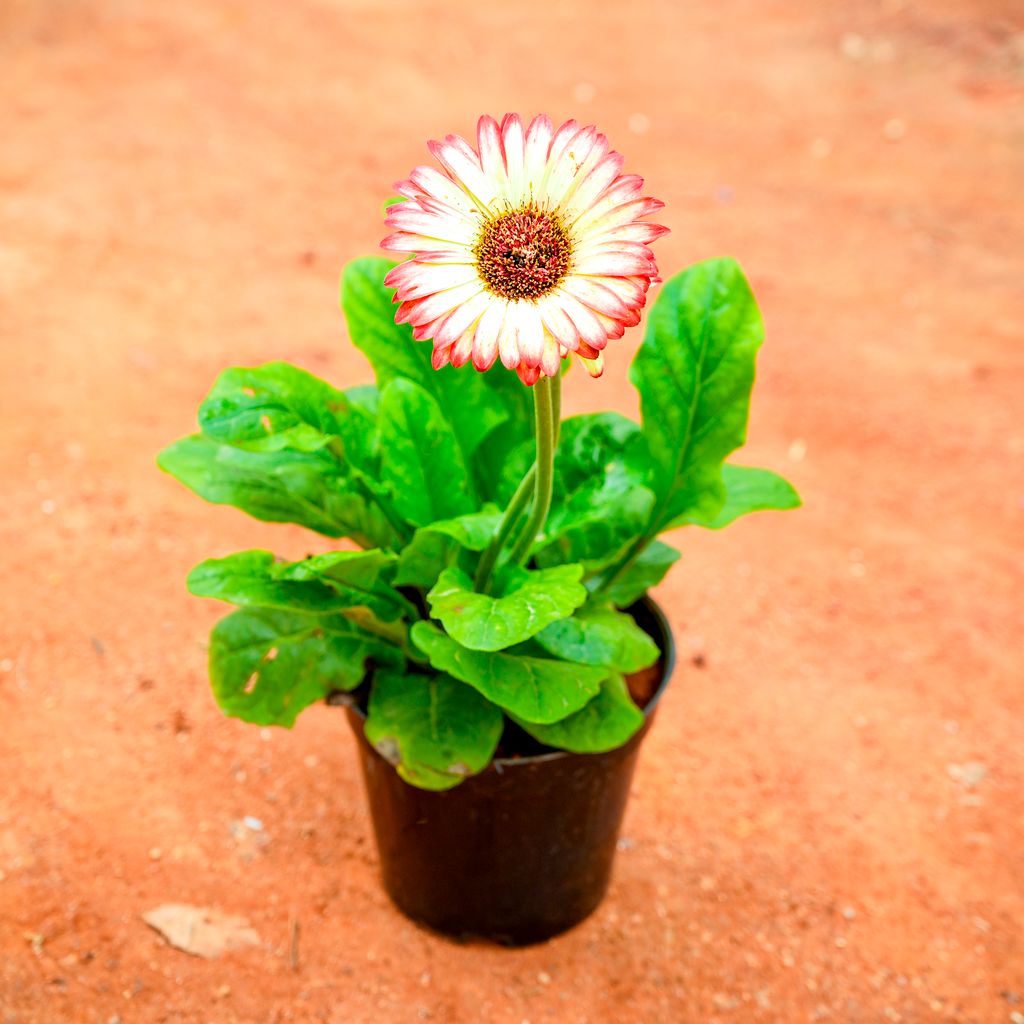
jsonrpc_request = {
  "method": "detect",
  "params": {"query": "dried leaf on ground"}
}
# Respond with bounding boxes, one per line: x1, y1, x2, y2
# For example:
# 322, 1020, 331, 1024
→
142, 904, 260, 958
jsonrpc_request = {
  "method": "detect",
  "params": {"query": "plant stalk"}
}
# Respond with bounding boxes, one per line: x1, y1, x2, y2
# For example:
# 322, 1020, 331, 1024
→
472, 464, 536, 593
506, 374, 559, 568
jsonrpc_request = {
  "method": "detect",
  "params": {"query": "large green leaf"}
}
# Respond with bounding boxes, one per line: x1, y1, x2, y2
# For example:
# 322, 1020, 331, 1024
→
676, 464, 801, 529
600, 540, 681, 609
394, 510, 501, 589
341, 257, 532, 485
535, 603, 659, 673
630, 258, 764, 529
365, 670, 503, 790
513, 674, 644, 754
157, 435, 393, 548
535, 413, 657, 572
197, 362, 376, 470
411, 621, 607, 724
209, 607, 402, 727
187, 549, 411, 622
378, 378, 475, 526
427, 565, 587, 652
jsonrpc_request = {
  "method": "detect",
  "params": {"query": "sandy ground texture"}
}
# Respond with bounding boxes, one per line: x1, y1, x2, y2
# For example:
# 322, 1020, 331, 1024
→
2, 1, 1023, 1021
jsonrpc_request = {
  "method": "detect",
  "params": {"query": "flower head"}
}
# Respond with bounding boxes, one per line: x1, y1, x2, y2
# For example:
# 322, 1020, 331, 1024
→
382, 114, 667, 385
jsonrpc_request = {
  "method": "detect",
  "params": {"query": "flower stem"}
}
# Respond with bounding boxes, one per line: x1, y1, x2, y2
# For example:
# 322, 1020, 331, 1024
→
472, 464, 536, 593
506, 374, 558, 568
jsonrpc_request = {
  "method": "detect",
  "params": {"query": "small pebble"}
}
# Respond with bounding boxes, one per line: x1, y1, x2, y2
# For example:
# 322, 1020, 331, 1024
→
840, 33, 868, 60
947, 761, 987, 788
628, 113, 650, 134
243, 816, 264, 832
883, 118, 907, 142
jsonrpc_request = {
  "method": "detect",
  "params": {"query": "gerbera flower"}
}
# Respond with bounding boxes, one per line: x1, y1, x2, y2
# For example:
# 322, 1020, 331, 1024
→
381, 114, 667, 385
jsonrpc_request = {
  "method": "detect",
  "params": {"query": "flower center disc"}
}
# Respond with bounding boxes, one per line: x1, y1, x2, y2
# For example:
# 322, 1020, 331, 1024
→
473, 206, 572, 301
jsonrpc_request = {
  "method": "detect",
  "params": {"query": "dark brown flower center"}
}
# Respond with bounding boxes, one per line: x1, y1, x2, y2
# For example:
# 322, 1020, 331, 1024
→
473, 205, 572, 300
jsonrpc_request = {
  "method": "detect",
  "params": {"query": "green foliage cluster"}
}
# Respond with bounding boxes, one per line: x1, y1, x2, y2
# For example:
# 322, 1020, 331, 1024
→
158, 256, 799, 789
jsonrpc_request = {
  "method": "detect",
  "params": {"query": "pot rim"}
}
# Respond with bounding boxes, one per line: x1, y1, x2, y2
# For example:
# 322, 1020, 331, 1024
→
343, 594, 676, 771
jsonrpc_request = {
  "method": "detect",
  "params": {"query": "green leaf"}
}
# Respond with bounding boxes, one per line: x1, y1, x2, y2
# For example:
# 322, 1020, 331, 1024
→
535, 413, 657, 572
157, 435, 393, 548
378, 378, 475, 526
427, 565, 587, 652
535, 603, 659, 673
365, 670, 503, 790
601, 540, 681, 609
512, 674, 643, 754
394, 510, 501, 588
187, 549, 410, 622
209, 607, 402, 727
630, 257, 764, 529
411, 621, 607, 724
340, 257, 532, 485
196, 362, 376, 469
675, 464, 801, 529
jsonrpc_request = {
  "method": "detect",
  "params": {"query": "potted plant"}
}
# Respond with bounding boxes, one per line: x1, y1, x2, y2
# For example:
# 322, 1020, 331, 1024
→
158, 113, 800, 946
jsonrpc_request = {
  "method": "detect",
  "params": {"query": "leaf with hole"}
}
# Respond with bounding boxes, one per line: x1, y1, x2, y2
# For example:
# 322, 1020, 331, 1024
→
157, 435, 394, 548
187, 549, 412, 622
209, 607, 402, 726
377, 378, 476, 526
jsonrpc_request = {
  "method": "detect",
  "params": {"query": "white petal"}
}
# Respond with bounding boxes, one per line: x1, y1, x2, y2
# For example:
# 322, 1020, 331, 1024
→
552, 290, 608, 350
433, 289, 492, 347
449, 329, 476, 368
385, 261, 479, 301
500, 113, 527, 202
574, 196, 664, 238
397, 280, 485, 326
523, 114, 554, 193
540, 332, 562, 377
385, 206, 476, 245
513, 300, 544, 367
573, 252, 655, 277
476, 115, 508, 193
536, 294, 580, 351
408, 165, 482, 215
472, 298, 507, 371
428, 135, 498, 207
561, 276, 631, 318
498, 307, 523, 369
563, 152, 625, 217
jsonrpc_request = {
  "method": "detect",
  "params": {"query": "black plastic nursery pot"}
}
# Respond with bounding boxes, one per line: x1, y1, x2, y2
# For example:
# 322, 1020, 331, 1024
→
343, 598, 676, 946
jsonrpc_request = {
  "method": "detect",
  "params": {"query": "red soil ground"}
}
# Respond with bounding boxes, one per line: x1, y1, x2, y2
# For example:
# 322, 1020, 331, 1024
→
2, 1, 1022, 1021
